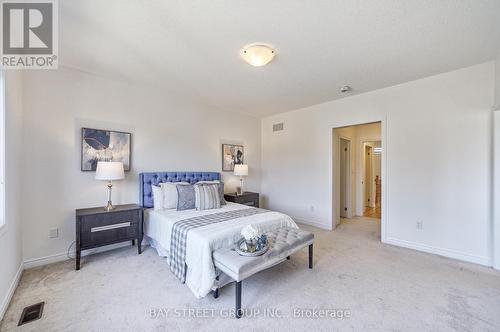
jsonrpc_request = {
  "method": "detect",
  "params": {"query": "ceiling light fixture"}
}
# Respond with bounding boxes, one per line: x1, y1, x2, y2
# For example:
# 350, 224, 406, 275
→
240, 44, 276, 67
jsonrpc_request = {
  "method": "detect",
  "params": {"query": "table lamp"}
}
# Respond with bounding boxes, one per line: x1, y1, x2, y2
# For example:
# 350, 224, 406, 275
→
95, 161, 125, 211
234, 164, 248, 196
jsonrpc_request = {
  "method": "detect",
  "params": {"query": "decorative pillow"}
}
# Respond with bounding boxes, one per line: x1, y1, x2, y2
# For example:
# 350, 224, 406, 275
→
176, 184, 196, 211
194, 183, 221, 211
196, 180, 226, 205
161, 182, 189, 209
151, 185, 164, 211
218, 182, 227, 205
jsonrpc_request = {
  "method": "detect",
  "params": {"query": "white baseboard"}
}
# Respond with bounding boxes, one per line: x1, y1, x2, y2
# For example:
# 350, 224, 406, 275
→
293, 217, 332, 230
0, 263, 23, 321
23, 252, 69, 269
386, 237, 492, 267
23, 242, 131, 269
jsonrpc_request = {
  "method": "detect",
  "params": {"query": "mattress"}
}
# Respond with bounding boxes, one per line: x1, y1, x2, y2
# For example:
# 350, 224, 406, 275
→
143, 202, 298, 298
143, 202, 252, 256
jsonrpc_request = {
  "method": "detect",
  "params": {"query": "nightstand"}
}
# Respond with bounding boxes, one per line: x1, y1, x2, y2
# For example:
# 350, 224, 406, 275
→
75, 204, 143, 270
224, 192, 259, 208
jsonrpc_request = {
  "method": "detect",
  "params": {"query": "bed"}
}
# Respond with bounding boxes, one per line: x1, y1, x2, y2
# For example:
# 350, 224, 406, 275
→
139, 172, 298, 298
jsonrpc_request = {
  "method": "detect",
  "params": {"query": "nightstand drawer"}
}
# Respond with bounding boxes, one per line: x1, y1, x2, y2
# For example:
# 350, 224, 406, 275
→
90, 221, 132, 233
81, 211, 138, 233
81, 221, 137, 248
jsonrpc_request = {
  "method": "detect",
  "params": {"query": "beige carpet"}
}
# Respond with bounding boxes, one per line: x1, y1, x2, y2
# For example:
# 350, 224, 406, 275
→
1, 218, 500, 332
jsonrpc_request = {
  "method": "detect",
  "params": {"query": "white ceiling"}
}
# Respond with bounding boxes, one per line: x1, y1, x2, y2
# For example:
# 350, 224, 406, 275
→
60, 0, 500, 117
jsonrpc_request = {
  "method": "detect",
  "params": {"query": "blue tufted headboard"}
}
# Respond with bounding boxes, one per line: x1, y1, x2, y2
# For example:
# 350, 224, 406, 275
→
139, 172, 221, 208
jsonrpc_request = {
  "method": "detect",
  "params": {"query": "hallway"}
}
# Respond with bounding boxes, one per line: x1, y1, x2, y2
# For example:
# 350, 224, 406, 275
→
363, 206, 381, 219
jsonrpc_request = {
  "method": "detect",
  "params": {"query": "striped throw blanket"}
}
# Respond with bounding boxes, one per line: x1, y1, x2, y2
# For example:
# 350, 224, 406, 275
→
169, 208, 267, 282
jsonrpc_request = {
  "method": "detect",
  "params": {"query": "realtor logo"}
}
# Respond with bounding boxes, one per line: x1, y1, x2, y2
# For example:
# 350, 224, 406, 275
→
1, 0, 58, 69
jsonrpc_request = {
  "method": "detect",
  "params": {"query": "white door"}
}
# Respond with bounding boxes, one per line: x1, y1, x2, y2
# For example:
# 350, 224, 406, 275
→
340, 138, 350, 218
364, 145, 373, 207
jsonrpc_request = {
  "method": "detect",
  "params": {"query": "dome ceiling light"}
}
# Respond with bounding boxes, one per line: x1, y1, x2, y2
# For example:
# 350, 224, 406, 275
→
240, 44, 276, 67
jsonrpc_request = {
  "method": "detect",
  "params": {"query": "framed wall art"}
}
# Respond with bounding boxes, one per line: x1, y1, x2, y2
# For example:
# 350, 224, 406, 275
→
81, 128, 131, 171
222, 144, 244, 172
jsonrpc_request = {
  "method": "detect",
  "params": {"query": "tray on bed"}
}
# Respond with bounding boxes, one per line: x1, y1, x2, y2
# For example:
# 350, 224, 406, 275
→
235, 238, 269, 257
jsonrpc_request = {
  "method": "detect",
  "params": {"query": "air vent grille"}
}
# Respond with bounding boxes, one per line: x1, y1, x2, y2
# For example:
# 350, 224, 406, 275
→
18, 302, 44, 326
272, 123, 284, 132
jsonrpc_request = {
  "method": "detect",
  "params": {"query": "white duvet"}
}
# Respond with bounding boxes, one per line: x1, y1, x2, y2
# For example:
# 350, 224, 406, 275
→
143, 202, 298, 298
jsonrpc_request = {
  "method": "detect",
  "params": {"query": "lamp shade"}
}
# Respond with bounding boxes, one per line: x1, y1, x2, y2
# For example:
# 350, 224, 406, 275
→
95, 161, 125, 181
234, 164, 248, 177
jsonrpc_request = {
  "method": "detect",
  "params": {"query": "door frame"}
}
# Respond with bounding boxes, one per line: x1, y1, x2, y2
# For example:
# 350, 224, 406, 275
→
493, 109, 500, 269
331, 118, 387, 243
339, 137, 352, 219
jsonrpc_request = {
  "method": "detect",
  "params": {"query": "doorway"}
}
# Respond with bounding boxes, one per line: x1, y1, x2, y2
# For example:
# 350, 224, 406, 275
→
333, 121, 383, 239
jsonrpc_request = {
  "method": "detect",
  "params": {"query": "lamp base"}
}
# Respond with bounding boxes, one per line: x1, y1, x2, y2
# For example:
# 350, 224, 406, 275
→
104, 201, 114, 211
104, 182, 114, 211
237, 177, 244, 196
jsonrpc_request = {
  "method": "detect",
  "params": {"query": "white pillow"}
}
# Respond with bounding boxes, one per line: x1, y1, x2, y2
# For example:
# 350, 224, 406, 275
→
161, 182, 189, 209
151, 185, 164, 211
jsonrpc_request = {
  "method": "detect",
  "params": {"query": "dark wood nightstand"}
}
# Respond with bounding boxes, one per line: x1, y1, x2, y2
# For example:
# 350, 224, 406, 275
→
224, 192, 259, 208
75, 204, 143, 270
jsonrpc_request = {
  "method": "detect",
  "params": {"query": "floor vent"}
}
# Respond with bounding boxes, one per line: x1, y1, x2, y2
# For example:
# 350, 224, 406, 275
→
18, 302, 44, 326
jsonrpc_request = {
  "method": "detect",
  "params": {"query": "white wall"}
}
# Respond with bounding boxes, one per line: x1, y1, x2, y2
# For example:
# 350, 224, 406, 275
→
495, 51, 500, 108
262, 62, 494, 266
494, 111, 500, 269
0, 71, 24, 319
21, 67, 261, 265
493, 51, 500, 269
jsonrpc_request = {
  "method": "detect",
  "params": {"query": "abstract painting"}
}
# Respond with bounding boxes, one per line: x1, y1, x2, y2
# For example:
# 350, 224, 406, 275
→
222, 144, 244, 172
81, 128, 131, 171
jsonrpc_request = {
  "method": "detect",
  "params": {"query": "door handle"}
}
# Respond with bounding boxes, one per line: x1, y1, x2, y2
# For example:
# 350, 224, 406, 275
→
91, 222, 131, 232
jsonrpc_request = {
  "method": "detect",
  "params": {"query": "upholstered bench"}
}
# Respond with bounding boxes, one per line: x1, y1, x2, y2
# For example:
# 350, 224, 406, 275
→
213, 227, 314, 318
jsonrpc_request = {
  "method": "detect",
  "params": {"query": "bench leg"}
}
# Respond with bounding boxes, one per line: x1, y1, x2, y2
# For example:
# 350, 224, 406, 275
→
214, 275, 219, 299
309, 244, 313, 269
235, 281, 242, 319
182, 264, 188, 284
